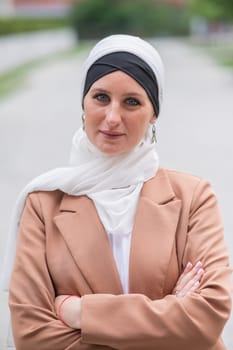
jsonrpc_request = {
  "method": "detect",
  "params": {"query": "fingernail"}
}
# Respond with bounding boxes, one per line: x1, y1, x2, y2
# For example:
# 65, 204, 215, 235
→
197, 268, 204, 275
195, 261, 202, 268
186, 262, 192, 268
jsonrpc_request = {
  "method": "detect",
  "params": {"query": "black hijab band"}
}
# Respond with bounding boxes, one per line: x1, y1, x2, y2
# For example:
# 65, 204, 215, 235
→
83, 52, 160, 116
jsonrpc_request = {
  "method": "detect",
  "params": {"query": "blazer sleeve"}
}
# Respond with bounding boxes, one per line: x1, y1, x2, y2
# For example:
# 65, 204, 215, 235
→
8, 193, 113, 350
80, 180, 232, 350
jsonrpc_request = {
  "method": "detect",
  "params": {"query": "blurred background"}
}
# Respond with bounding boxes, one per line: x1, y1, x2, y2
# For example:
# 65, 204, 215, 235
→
0, 0, 233, 349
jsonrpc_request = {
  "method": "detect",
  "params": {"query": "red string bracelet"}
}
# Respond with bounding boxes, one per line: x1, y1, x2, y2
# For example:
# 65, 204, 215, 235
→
57, 295, 80, 327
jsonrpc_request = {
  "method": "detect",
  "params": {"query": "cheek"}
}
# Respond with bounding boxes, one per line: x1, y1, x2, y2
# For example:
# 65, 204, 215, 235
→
83, 100, 91, 117
138, 119, 153, 140
83, 96, 95, 116
127, 120, 149, 144
84, 99, 102, 120
84, 110, 103, 139
135, 115, 152, 134
83, 103, 96, 126
85, 113, 102, 130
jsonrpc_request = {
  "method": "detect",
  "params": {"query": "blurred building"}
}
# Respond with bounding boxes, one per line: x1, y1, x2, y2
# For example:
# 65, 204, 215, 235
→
3, 0, 74, 16
0, 0, 14, 15
0, 0, 188, 17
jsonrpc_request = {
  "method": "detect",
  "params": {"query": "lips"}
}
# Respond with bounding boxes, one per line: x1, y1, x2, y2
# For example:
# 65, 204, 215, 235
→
100, 130, 125, 137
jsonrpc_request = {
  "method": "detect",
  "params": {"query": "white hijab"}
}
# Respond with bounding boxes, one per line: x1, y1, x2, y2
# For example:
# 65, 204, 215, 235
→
0, 34, 164, 291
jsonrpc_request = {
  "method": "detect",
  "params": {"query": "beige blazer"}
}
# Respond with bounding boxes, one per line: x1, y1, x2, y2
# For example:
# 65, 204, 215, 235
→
9, 168, 232, 350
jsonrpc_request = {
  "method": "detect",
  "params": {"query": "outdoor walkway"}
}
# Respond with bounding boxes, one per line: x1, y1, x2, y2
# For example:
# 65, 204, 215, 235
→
0, 35, 232, 349
0, 28, 76, 74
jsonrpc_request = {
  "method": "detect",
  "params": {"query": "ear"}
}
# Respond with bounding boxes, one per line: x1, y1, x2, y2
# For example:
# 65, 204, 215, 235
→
149, 114, 157, 124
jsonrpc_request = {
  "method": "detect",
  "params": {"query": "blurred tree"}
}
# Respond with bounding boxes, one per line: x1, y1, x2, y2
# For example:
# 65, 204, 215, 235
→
191, 0, 233, 21
70, 0, 190, 39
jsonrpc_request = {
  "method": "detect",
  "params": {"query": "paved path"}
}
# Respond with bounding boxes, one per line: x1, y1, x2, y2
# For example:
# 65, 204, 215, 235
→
0, 37, 232, 349
0, 28, 77, 74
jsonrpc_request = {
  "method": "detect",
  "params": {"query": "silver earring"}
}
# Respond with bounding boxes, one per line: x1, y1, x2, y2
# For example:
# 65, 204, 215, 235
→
82, 113, 85, 131
151, 123, 157, 143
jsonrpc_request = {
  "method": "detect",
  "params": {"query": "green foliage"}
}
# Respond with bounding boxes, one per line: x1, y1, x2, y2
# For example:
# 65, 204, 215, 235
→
0, 17, 70, 36
70, 0, 191, 39
190, 0, 233, 21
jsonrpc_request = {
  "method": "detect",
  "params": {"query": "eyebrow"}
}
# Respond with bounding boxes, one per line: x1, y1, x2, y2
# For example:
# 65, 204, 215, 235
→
90, 88, 143, 97
90, 88, 110, 94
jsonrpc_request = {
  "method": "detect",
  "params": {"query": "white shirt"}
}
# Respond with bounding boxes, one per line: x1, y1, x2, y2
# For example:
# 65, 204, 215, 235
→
107, 233, 132, 293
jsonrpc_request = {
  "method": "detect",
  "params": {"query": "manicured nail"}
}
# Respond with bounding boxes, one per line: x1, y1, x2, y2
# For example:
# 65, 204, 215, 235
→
194, 281, 200, 288
186, 262, 192, 268
197, 268, 204, 275
195, 261, 202, 268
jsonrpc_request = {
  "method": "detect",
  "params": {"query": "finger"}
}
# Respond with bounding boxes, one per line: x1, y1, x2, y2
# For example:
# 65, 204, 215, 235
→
181, 275, 202, 295
175, 280, 200, 297
178, 280, 201, 297
189, 280, 200, 292
175, 269, 204, 297
176, 261, 203, 289
172, 262, 192, 295
179, 261, 201, 284
175, 265, 203, 293
174, 262, 193, 287
179, 267, 204, 291
186, 261, 203, 278
183, 261, 193, 273
172, 261, 204, 296
178, 262, 193, 280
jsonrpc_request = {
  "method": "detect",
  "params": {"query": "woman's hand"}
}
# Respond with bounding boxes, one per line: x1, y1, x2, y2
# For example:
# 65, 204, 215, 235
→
55, 262, 204, 328
172, 261, 204, 297
55, 295, 81, 329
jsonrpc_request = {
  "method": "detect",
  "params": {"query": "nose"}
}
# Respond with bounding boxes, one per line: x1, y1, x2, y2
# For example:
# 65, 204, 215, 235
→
105, 102, 122, 126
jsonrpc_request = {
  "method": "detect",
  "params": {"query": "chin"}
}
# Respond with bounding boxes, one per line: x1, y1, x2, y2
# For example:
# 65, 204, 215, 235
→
101, 148, 123, 155
102, 146, 133, 156
98, 145, 124, 155
96, 142, 122, 155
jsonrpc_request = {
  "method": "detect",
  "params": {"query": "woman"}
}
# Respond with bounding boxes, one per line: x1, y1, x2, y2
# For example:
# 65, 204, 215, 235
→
2, 34, 232, 349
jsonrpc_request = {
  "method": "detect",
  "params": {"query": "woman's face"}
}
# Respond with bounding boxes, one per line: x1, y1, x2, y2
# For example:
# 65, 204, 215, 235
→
83, 70, 156, 155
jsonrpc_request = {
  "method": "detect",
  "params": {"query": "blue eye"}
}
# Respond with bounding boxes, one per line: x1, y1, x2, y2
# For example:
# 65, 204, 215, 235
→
93, 93, 109, 102
126, 98, 140, 106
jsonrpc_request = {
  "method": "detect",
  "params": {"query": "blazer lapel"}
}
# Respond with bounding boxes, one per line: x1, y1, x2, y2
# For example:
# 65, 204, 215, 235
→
129, 168, 181, 298
53, 195, 123, 294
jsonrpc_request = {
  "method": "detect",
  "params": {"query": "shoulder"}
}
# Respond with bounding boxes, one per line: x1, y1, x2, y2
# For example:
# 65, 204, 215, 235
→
26, 190, 65, 220
158, 167, 215, 202
28, 189, 64, 205
155, 169, 220, 221
161, 167, 202, 185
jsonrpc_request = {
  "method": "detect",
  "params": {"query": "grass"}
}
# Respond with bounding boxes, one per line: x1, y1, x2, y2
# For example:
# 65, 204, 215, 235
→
0, 17, 70, 36
0, 42, 91, 100
191, 36, 233, 69
207, 44, 233, 67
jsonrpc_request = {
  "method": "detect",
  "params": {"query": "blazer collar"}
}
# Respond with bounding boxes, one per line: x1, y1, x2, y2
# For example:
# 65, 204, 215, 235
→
140, 168, 176, 204
54, 168, 181, 297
